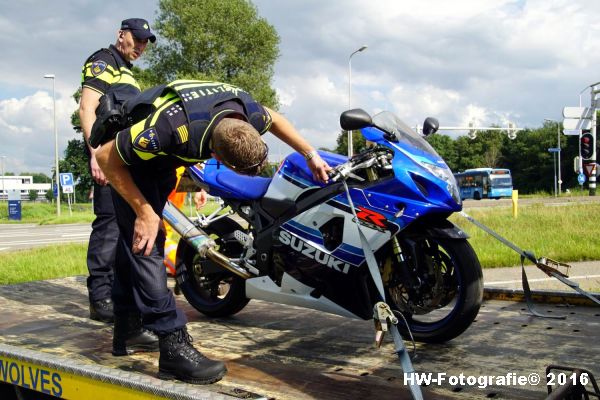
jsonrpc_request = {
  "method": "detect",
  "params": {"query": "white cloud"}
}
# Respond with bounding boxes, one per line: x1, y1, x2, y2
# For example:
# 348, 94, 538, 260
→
4, 0, 600, 172
0, 91, 77, 174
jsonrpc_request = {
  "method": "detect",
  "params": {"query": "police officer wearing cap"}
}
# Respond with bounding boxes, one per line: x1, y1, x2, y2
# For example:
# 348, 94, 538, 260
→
79, 19, 158, 353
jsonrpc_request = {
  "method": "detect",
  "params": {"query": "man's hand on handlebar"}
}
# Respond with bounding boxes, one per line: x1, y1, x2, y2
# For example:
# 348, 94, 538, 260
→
307, 153, 332, 184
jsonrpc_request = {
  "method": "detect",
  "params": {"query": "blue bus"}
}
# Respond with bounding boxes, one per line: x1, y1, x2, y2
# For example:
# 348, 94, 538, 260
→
453, 168, 513, 200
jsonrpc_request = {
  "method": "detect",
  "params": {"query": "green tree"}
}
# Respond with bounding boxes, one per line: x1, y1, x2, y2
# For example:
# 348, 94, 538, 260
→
427, 134, 458, 171
45, 189, 53, 202
28, 190, 38, 202
59, 139, 92, 202
145, 0, 280, 107
71, 88, 82, 132
333, 130, 366, 156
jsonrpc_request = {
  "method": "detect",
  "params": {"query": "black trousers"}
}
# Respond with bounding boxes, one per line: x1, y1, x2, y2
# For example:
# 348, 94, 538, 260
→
86, 183, 118, 302
110, 167, 187, 334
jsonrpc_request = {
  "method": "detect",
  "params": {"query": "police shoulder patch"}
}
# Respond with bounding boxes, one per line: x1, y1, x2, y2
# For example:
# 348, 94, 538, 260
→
133, 128, 161, 152
91, 60, 107, 77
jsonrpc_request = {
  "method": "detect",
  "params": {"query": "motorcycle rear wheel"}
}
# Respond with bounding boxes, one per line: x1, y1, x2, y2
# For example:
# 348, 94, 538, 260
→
385, 237, 483, 343
175, 217, 250, 318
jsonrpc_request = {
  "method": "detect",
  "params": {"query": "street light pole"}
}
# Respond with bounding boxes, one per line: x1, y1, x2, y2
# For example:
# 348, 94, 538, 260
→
556, 123, 562, 195
553, 152, 557, 197
0, 155, 6, 200
544, 119, 562, 196
347, 45, 367, 157
44, 74, 60, 216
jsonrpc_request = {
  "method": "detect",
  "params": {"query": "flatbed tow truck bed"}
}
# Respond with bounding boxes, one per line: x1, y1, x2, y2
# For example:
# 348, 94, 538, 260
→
0, 276, 598, 400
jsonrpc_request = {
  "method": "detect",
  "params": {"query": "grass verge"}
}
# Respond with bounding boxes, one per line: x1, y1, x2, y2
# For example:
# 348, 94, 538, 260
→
0, 202, 94, 224
0, 200, 598, 284
452, 202, 600, 268
0, 243, 88, 285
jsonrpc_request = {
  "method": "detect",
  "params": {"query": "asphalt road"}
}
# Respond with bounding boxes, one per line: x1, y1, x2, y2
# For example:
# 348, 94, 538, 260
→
0, 195, 597, 252
0, 223, 91, 252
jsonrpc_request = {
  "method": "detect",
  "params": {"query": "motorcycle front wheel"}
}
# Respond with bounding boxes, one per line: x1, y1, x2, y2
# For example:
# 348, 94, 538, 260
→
384, 237, 483, 343
175, 217, 250, 318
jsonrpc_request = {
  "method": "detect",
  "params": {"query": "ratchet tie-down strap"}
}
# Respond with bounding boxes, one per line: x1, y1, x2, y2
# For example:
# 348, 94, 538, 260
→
459, 211, 600, 319
342, 181, 423, 400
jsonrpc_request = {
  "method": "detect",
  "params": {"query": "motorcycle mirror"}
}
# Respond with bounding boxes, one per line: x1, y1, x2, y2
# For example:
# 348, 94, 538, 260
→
340, 108, 372, 131
422, 117, 439, 136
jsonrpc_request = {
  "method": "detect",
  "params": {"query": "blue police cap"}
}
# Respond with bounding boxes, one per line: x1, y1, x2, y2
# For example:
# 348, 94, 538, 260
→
121, 18, 156, 43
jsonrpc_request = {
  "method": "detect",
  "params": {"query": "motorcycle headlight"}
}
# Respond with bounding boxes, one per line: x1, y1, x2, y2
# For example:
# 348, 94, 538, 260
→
420, 162, 461, 205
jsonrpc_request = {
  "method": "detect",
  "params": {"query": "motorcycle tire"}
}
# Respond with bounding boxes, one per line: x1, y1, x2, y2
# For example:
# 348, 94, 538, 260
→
175, 216, 250, 318
387, 237, 483, 343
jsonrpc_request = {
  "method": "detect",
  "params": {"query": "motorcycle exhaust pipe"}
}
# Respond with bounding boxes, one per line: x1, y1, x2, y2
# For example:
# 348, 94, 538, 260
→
162, 201, 251, 279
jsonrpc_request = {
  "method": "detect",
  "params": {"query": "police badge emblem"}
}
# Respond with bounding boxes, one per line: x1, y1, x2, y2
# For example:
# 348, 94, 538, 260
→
133, 128, 161, 152
91, 61, 107, 77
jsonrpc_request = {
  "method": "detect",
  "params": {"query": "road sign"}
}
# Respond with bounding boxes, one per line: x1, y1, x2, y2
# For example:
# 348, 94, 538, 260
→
584, 163, 597, 178
563, 118, 592, 130
59, 173, 74, 186
562, 129, 581, 136
59, 173, 74, 194
578, 173, 586, 185
7, 189, 21, 221
547, 147, 560, 153
562, 106, 592, 119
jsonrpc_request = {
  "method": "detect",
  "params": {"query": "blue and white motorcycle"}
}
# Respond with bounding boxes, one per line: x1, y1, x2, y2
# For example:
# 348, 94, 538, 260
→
168, 109, 483, 343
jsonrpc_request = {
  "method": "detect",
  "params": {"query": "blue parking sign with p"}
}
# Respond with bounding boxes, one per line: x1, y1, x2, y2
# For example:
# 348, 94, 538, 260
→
60, 173, 74, 186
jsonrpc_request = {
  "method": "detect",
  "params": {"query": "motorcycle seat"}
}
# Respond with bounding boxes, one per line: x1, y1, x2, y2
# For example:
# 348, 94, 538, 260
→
215, 169, 272, 200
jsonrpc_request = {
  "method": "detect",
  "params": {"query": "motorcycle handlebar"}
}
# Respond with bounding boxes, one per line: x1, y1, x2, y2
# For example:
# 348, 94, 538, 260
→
328, 153, 375, 182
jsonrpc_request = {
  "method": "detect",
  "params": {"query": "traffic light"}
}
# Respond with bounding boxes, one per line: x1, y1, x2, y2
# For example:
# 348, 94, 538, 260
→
580, 131, 594, 160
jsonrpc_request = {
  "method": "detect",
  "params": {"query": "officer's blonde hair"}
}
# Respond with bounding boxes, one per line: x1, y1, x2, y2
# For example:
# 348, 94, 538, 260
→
212, 118, 267, 175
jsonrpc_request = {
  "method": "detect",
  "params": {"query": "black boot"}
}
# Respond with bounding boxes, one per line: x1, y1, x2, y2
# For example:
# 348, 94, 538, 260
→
90, 298, 114, 323
112, 313, 159, 356
158, 328, 227, 384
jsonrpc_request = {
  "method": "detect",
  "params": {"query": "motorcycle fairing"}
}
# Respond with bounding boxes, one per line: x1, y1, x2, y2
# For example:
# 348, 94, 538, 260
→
189, 161, 272, 200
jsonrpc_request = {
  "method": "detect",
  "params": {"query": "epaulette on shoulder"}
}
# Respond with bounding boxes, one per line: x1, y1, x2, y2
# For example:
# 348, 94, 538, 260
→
86, 48, 117, 66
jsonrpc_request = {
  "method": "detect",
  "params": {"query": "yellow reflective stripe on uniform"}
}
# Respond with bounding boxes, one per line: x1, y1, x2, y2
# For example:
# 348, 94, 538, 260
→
83, 63, 116, 85
168, 79, 212, 87
82, 63, 140, 90
116, 73, 140, 89
81, 85, 104, 95
152, 91, 178, 109
118, 67, 141, 89
168, 81, 229, 91
104, 64, 118, 75
262, 113, 273, 134
150, 97, 181, 126
114, 132, 131, 165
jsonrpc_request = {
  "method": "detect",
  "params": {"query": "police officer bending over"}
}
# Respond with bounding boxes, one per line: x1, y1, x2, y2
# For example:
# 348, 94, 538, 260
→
95, 80, 331, 384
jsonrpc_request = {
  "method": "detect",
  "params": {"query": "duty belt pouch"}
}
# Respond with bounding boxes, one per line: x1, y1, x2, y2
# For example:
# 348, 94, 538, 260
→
89, 93, 126, 148
89, 84, 168, 148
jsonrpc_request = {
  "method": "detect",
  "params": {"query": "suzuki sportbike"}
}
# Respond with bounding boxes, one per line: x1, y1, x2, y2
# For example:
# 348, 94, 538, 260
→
168, 109, 483, 343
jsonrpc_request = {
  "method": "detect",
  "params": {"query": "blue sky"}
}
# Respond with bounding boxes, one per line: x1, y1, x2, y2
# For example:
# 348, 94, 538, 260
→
1, 0, 600, 175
